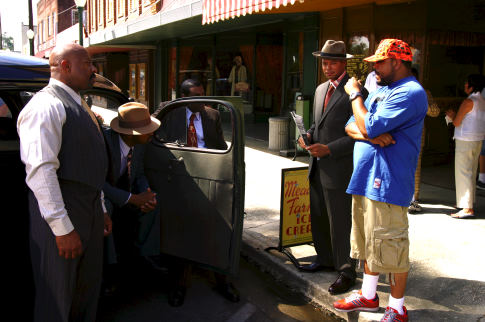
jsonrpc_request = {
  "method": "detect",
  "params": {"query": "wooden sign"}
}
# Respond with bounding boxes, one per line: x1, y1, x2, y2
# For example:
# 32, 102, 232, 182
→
280, 167, 312, 248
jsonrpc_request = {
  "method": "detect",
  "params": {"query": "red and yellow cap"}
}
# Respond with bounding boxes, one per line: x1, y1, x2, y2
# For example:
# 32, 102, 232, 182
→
364, 39, 413, 62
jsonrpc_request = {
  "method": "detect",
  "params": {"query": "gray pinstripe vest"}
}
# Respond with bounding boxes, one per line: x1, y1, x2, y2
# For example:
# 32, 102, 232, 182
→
41, 84, 108, 190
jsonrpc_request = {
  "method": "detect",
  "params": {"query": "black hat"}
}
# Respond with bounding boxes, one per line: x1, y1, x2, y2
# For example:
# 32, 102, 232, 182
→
312, 40, 353, 60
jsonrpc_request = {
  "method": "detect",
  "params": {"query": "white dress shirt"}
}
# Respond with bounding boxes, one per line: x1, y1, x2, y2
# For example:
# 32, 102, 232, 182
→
118, 136, 132, 204
17, 78, 105, 236
364, 71, 382, 93
186, 107, 206, 148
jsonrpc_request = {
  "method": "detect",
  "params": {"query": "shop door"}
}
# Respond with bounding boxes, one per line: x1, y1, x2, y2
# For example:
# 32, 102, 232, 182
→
144, 98, 245, 275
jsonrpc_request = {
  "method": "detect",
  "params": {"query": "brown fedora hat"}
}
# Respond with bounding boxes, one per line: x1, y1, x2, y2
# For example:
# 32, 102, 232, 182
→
110, 102, 161, 135
312, 40, 353, 60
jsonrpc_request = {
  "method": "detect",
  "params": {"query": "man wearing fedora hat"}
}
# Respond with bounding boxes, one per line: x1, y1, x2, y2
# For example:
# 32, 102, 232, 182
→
102, 102, 161, 293
298, 40, 364, 295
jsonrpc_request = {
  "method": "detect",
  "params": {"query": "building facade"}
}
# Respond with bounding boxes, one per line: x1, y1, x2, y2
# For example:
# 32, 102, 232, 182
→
85, 0, 484, 162
36, 0, 85, 57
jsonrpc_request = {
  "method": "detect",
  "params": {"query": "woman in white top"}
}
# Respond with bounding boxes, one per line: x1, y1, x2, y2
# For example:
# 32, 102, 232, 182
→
228, 55, 247, 96
445, 74, 485, 218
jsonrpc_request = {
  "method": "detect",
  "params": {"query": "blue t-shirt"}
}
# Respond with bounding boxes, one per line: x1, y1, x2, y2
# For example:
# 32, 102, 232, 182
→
346, 76, 428, 207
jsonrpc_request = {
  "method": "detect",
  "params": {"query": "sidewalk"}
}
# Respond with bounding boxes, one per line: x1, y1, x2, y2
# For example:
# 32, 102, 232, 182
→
240, 134, 485, 322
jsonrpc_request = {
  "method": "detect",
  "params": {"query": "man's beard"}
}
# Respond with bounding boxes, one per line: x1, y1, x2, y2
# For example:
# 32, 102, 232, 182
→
376, 69, 395, 86
376, 74, 392, 86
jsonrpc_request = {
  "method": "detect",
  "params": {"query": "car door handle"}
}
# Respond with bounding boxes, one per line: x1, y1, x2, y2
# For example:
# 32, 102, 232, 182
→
169, 156, 184, 167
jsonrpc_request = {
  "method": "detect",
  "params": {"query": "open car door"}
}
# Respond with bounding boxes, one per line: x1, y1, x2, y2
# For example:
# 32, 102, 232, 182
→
144, 98, 245, 276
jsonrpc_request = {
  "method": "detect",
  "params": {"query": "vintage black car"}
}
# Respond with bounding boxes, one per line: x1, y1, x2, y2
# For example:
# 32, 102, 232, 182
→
0, 51, 244, 318
0, 51, 130, 318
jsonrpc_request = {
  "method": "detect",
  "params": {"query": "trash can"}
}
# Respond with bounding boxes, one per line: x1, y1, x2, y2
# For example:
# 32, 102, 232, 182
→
268, 116, 290, 151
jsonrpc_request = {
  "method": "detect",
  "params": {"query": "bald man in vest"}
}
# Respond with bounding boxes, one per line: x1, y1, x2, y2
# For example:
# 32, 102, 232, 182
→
18, 43, 112, 322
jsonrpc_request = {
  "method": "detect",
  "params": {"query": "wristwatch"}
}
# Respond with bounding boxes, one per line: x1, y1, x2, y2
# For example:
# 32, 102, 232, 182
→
349, 91, 363, 101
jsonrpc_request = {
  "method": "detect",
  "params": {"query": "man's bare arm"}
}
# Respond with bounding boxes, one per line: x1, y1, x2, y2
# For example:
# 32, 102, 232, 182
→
345, 122, 367, 141
346, 122, 395, 147
344, 77, 369, 136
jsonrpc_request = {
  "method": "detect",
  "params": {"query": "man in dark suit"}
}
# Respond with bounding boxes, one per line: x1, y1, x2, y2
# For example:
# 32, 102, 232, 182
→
159, 79, 238, 307
102, 102, 161, 293
298, 40, 364, 295
158, 80, 227, 150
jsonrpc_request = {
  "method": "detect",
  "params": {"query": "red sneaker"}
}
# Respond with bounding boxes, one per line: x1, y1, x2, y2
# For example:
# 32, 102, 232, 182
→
381, 306, 408, 322
333, 290, 379, 312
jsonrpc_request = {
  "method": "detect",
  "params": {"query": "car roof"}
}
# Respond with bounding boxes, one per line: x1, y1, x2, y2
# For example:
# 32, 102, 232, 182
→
0, 51, 123, 94
0, 51, 50, 85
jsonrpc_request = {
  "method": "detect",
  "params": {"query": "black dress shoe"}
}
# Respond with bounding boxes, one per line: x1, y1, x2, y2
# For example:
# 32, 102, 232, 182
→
299, 262, 334, 272
328, 274, 355, 295
168, 286, 186, 307
215, 282, 240, 302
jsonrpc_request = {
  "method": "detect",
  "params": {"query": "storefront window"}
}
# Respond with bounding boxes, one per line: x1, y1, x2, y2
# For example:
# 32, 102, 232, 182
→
129, 64, 137, 98
168, 34, 286, 116
286, 32, 303, 111
254, 44, 282, 114
171, 41, 255, 102
214, 48, 253, 99
167, 47, 176, 100
138, 63, 147, 104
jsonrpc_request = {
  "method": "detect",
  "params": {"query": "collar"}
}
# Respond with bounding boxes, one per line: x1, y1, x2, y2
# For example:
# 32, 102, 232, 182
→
49, 78, 81, 105
388, 75, 416, 89
330, 71, 347, 89
186, 107, 201, 122
119, 136, 131, 157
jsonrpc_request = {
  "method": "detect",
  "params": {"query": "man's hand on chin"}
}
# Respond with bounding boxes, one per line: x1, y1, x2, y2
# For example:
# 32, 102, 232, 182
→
344, 77, 361, 95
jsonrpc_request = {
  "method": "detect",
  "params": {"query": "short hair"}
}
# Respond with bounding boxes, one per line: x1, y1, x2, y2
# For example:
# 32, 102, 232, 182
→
467, 74, 485, 93
180, 79, 202, 97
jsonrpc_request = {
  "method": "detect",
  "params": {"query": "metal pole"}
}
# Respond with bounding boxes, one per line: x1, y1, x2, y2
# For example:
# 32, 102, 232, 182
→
28, 0, 34, 55
78, 6, 84, 46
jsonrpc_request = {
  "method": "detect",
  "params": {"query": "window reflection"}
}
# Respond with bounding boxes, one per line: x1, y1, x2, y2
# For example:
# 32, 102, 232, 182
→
83, 93, 119, 126
0, 96, 11, 118
156, 103, 232, 151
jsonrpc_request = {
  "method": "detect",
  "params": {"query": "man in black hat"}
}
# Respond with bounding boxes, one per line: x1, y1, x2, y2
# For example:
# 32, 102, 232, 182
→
298, 40, 365, 295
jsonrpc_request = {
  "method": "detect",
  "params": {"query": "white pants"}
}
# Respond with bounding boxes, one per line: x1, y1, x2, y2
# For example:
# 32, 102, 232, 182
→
455, 139, 483, 208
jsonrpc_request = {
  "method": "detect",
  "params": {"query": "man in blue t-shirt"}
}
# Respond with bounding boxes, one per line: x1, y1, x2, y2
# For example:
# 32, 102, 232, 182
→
333, 39, 427, 322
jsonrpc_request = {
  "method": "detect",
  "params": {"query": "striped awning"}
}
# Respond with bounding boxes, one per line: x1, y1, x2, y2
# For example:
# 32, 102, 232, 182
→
202, 0, 305, 24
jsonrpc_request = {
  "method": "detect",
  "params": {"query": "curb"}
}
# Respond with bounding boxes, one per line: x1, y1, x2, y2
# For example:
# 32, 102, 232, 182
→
241, 230, 383, 322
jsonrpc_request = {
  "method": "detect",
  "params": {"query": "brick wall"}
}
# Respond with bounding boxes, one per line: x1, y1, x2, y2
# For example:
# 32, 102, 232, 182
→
87, 0, 160, 35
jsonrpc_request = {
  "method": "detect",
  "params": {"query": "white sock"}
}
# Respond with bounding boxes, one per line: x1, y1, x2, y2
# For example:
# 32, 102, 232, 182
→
479, 173, 485, 182
388, 294, 405, 315
361, 273, 379, 300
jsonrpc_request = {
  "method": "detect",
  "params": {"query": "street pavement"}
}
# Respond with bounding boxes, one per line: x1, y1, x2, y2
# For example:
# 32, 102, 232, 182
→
241, 137, 485, 322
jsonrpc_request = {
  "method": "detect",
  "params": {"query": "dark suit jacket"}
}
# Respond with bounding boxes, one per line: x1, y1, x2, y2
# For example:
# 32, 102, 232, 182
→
158, 104, 228, 150
102, 128, 149, 210
307, 73, 355, 190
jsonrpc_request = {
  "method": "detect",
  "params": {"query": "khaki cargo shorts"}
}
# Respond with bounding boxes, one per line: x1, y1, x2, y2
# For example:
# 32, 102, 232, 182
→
350, 195, 410, 273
